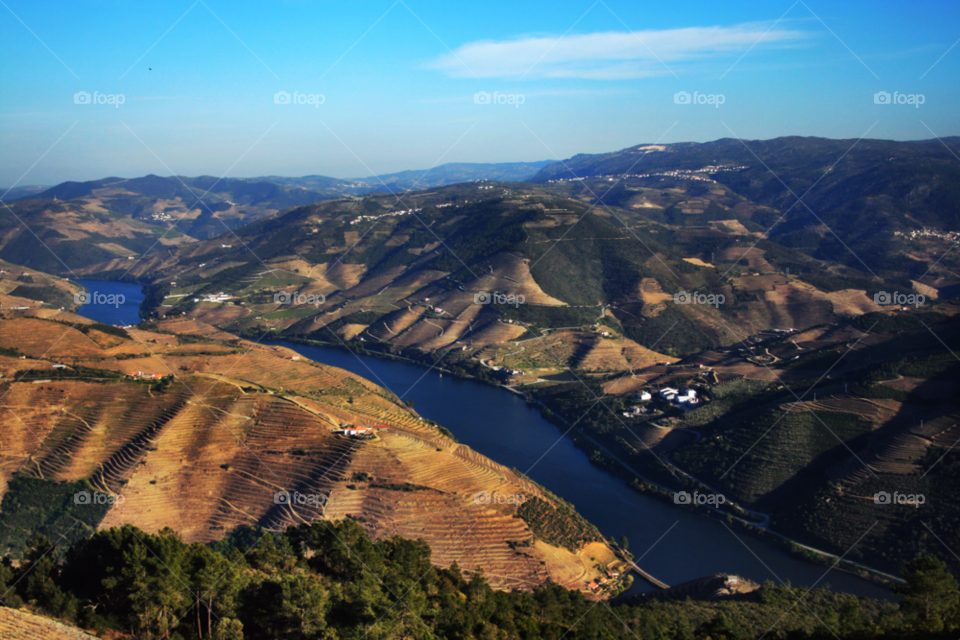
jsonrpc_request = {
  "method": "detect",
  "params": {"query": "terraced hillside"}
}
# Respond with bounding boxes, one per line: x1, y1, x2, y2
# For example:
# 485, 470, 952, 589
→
87, 179, 916, 378
537, 306, 960, 576
0, 259, 83, 312
0, 311, 617, 593
531, 137, 960, 284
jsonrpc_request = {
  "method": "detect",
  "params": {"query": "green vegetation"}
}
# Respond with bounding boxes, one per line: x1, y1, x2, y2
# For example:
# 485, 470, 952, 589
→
7, 284, 74, 308
0, 476, 112, 558
515, 496, 602, 551
500, 304, 598, 328
851, 311, 948, 334
621, 305, 714, 356
79, 321, 131, 338
3, 521, 959, 639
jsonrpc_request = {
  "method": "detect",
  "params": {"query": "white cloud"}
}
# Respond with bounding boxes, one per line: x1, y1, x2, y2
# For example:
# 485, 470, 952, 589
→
429, 23, 810, 79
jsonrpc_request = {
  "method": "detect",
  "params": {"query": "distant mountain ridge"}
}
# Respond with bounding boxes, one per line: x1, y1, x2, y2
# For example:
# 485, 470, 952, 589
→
364, 160, 553, 191
531, 136, 960, 274
263, 160, 553, 193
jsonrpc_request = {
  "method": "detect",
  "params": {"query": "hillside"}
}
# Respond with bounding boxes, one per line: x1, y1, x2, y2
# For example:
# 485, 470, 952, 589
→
6, 521, 954, 640
0, 175, 364, 273
536, 304, 960, 576
365, 160, 553, 191
263, 161, 553, 194
92, 178, 914, 373
0, 260, 82, 311
531, 136, 960, 291
0, 311, 618, 593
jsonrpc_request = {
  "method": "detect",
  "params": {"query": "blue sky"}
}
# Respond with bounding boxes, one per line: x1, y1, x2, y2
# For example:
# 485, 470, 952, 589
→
2, 0, 959, 186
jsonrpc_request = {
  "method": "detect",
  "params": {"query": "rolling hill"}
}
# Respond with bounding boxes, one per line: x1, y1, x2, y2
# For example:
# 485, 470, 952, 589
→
531, 136, 960, 287
0, 310, 619, 594
102, 176, 915, 367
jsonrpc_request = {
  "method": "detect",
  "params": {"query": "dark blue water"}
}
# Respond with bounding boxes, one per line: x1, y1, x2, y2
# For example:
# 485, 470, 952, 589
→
75, 281, 891, 599
269, 341, 892, 600
74, 279, 145, 326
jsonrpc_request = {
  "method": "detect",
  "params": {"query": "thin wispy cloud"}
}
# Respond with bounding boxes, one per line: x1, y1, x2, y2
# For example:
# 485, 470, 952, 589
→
429, 23, 811, 79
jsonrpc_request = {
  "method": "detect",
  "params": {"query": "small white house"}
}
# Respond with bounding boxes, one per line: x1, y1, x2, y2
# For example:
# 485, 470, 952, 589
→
676, 387, 697, 404
659, 387, 679, 400
638, 391, 652, 401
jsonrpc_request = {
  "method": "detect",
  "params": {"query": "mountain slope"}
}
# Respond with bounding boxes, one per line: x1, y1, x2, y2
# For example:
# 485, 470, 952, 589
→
532, 136, 960, 283
367, 160, 553, 191
0, 312, 618, 593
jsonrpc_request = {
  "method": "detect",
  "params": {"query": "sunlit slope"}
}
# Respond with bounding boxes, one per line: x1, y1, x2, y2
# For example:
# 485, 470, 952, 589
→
0, 313, 615, 592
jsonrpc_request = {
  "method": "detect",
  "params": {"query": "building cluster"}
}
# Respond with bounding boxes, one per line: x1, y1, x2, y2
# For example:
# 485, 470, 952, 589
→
622, 384, 705, 417
486, 360, 524, 377
894, 228, 958, 243
342, 425, 390, 439
128, 371, 162, 380
349, 207, 423, 225
195, 292, 234, 303
150, 212, 174, 222
659, 386, 698, 404
547, 165, 749, 184
587, 568, 622, 592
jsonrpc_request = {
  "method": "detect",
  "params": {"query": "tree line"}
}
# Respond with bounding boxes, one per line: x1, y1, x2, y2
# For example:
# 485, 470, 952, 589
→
1, 519, 958, 639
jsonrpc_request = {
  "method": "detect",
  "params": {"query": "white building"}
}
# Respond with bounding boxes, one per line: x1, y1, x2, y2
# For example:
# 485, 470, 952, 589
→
659, 387, 679, 400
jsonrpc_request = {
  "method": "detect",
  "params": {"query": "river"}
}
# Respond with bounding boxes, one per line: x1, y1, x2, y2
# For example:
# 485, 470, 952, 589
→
74, 280, 891, 599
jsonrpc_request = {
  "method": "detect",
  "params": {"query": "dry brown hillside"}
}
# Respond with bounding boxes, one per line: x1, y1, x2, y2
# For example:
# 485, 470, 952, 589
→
0, 312, 617, 593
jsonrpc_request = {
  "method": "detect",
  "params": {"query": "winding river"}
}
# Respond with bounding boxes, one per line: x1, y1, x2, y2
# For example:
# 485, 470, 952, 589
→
74, 280, 891, 599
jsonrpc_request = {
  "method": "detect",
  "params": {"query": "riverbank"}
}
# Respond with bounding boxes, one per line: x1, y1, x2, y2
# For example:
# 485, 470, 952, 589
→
71, 279, 894, 598
261, 334, 900, 591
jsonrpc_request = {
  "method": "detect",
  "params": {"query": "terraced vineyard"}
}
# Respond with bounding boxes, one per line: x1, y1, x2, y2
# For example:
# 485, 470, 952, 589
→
0, 311, 617, 592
